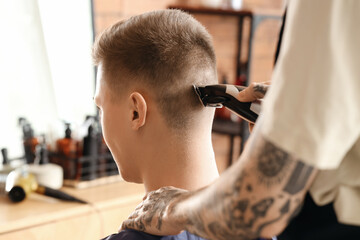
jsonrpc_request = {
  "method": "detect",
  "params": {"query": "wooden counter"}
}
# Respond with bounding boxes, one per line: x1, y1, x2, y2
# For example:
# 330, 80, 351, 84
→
0, 181, 145, 240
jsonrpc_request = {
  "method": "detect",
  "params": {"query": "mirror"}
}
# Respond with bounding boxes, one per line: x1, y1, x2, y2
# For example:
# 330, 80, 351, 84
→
0, 0, 96, 160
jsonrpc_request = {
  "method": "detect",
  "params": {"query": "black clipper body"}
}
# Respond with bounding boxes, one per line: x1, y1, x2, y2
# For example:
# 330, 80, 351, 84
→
193, 84, 261, 124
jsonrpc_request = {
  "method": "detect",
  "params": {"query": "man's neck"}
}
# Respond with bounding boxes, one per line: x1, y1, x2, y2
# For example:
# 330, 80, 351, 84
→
140, 133, 219, 193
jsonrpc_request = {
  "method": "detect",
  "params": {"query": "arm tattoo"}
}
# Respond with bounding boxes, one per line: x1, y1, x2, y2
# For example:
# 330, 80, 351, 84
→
283, 161, 314, 195
135, 189, 185, 232
257, 141, 290, 187
201, 197, 275, 240
182, 138, 315, 240
256, 199, 290, 235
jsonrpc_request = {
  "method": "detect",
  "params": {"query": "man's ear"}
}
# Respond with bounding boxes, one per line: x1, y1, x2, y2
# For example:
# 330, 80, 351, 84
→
129, 92, 147, 130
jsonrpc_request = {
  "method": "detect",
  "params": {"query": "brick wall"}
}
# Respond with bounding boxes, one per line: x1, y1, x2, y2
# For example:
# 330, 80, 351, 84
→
93, 0, 284, 84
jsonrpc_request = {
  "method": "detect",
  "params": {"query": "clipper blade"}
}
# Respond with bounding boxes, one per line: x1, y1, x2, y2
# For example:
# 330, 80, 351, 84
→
192, 84, 259, 124
192, 85, 226, 108
193, 85, 206, 107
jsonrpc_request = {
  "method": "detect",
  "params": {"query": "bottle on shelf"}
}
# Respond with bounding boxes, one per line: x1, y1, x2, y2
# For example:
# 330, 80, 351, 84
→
55, 123, 81, 180
82, 116, 98, 180
18, 118, 39, 164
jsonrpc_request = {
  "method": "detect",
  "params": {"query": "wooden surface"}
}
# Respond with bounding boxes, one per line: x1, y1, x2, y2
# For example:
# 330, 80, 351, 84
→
0, 181, 145, 239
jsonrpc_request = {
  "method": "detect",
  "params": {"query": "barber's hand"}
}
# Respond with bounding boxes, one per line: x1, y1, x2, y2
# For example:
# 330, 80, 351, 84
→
120, 186, 190, 236
237, 82, 270, 132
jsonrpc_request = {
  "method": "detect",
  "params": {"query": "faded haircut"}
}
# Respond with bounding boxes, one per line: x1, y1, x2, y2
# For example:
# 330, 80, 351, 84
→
92, 9, 217, 130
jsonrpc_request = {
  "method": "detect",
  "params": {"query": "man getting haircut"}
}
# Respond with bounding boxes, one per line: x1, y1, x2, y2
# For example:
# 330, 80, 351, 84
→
93, 9, 219, 239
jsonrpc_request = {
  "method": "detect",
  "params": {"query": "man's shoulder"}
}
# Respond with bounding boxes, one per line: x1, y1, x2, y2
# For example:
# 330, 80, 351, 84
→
101, 229, 207, 240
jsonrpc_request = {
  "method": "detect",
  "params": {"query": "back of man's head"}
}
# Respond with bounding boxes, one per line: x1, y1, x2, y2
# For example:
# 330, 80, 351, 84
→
93, 9, 217, 131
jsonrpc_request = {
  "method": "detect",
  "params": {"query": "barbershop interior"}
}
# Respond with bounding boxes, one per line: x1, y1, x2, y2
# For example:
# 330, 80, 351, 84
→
2, 0, 358, 239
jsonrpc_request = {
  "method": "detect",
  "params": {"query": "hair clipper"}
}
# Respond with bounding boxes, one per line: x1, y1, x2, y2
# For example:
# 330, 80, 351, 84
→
193, 84, 261, 124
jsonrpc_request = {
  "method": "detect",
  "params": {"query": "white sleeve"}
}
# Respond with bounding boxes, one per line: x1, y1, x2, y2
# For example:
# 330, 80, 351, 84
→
260, 0, 360, 169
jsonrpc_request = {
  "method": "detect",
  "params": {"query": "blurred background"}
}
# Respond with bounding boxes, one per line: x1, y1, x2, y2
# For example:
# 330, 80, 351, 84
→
0, 0, 285, 239
0, 0, 284, 172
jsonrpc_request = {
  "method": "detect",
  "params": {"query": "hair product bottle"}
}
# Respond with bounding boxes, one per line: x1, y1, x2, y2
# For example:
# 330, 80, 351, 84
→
55, 123, 81, 180
82, 117, 98, 180
19, 118, 39, 164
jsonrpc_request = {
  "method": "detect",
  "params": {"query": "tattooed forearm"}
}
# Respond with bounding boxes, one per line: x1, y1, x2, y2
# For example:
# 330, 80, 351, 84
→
186, 195, 277, 240
181, 137, 316, 240
129, 188, 187, 232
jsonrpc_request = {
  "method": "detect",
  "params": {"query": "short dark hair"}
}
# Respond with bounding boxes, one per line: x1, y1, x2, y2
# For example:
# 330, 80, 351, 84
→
93, 9, 217, 130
